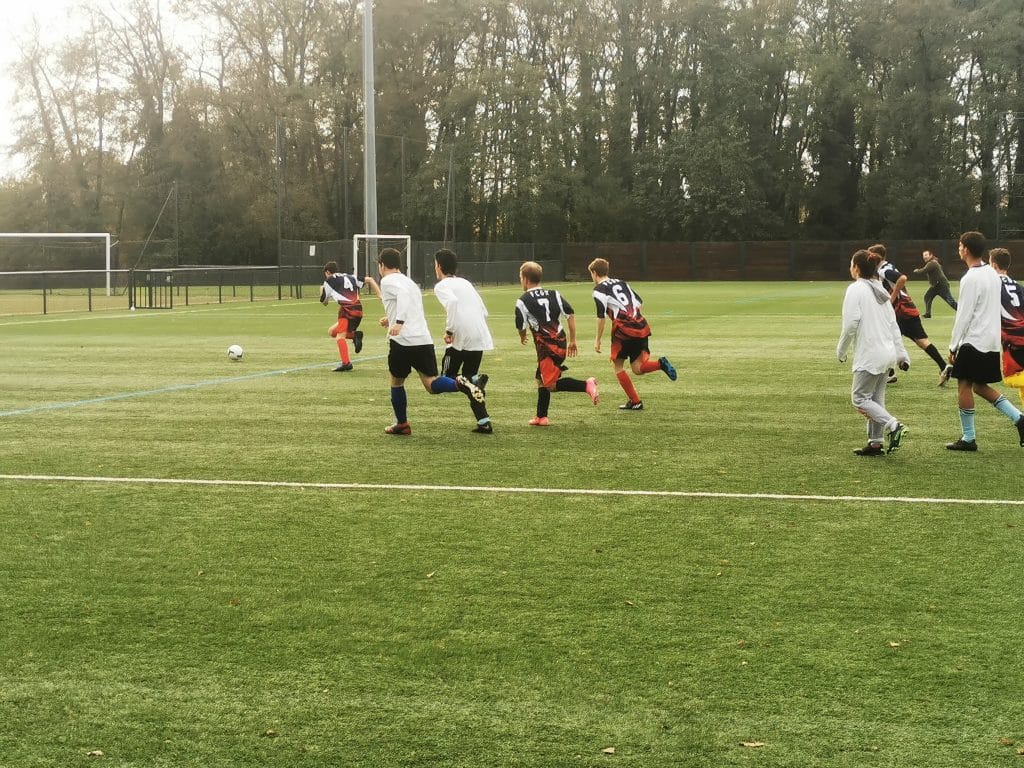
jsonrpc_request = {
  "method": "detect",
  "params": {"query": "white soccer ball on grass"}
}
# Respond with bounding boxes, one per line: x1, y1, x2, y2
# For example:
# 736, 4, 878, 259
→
227, 344, 244, 361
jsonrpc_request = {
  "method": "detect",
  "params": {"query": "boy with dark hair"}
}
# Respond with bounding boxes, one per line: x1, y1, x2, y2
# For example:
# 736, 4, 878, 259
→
363, 248, 488, 435
588, 257, 676, 410
944, 232, 1024, 450
515, 261, 598, 426
433, 249, 494, 407
319, 260, 364, 372
866, 244, 950, 385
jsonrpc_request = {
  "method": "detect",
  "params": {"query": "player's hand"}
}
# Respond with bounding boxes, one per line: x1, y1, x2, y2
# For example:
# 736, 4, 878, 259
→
379, 316, 389, 327
444, 332, 453, 345
567, 342, 578, 358
389, 323, 402, 337
594, 341, 601, 354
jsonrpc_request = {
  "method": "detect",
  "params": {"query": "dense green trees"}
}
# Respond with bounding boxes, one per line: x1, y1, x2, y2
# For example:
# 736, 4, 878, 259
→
2, 0, 1023, 264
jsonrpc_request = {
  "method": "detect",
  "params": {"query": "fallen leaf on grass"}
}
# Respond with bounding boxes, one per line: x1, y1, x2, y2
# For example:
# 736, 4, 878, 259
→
601, 746, 616, 755
999, 738, 1015, 746
887, 641, 901, 648
87, 750, 104, 758
263, 729, 279, 738
426, 572, 435, 579
741, 741, 765, 748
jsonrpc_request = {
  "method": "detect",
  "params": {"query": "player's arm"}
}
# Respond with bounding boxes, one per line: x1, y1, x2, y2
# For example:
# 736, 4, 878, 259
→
515, 303, 529, 345
565, 313, 578, 358
363, 276, 381, 299
434, 283, 457, 343
890, 274, 908, 303
593, 295, 606, 353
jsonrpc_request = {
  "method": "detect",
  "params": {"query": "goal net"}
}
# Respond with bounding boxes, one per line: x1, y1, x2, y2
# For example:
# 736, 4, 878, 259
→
0, 233, 114, 294
353, 234, 412, 280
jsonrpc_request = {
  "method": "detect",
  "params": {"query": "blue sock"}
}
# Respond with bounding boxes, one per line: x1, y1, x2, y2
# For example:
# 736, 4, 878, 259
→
430, 376, 458, 394
993, 395, 1023, 423
959, 408, 976, 442
390, 386, 408, 424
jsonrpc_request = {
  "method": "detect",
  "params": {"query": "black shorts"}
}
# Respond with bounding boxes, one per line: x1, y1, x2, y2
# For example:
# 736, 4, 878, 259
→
952, 344, 1003, 384
388, 340, 438, 380
440, 347, 483, 379
897, 314, 928, 341
611, 335, 651, 363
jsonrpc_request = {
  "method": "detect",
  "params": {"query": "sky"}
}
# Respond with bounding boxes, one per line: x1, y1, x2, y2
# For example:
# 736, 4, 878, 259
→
0, 0, 82, 177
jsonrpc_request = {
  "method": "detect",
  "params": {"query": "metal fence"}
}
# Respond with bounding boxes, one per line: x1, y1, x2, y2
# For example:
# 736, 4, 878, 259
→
6, 239, 1024, 315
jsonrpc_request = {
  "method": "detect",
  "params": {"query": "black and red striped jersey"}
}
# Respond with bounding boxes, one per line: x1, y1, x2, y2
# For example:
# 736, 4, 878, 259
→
516, 287, 573, 350
592, 278, 651, 340
877, 260, 920, 319
321, 272, 363, 317
1000, 274, 1024, 349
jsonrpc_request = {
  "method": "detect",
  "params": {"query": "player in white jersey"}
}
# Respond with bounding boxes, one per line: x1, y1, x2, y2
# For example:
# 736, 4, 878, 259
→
433, 249, 494, 400
363, 248, 488, 435
944, 232, 1024, 451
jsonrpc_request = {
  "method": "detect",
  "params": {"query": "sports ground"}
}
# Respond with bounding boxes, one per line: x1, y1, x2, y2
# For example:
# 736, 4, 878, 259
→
2, 280, 1023, 767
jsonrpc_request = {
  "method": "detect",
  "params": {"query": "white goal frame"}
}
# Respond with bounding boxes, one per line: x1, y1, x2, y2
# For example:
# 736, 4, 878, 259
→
0, 232, 113, 295
352, 234, 412, 279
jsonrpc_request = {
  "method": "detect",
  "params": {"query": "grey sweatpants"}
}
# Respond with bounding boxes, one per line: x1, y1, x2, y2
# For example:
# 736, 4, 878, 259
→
851, 369, 897, 443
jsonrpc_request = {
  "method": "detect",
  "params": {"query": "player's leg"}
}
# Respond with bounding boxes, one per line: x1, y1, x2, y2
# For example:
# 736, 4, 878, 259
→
348, 315, 364, 354
530, 361, 559, 424
611, 339, 642, 409
851, 371, 899, 454
385, 342, 413, 435
332, 317, 352, 369
922, 286, 936, 317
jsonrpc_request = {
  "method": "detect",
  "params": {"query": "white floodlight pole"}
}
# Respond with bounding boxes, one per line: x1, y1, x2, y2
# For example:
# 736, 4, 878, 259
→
0, 232, 112, 295
363, 0, 378, 239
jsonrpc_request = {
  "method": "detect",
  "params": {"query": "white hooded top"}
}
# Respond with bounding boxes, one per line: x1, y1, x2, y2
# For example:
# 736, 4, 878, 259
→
837, 278, 911, 374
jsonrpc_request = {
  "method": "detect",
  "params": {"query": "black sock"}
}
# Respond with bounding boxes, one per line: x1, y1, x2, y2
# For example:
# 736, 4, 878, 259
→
537, 388, 551, 417
924, 343, 946, 370
555, 377, 587, 393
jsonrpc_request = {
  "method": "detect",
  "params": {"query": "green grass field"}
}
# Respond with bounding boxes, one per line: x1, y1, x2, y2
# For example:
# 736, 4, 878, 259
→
2, 281, 1023, 767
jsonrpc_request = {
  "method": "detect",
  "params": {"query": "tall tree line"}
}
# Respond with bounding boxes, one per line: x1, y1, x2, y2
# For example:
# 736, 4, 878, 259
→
1, 0, 1022, 265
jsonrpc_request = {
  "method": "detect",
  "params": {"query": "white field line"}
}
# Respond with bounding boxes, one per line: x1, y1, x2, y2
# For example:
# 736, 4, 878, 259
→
0, 473, 1020, 507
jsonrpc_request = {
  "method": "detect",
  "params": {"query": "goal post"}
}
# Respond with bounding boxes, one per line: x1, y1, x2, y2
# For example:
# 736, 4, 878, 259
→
0, 233, 113, 295
353, 234, 413, 281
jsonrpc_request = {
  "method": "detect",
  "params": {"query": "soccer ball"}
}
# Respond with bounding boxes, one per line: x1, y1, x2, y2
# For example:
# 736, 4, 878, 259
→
227, 344, 244, 361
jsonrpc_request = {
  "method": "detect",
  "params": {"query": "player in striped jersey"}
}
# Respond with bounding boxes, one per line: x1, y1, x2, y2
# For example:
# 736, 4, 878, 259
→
515, 261, 598, 426
320, 261, 364, 372
990, 248, 1024, 406
867, 244, 950, 384
588, 258, 677, 410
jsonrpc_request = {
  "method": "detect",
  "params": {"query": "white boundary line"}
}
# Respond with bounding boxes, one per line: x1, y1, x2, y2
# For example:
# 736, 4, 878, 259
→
0, 474, 1018, 507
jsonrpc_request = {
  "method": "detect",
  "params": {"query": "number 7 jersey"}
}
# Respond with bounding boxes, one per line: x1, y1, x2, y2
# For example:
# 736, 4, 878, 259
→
516, 287, 574, 357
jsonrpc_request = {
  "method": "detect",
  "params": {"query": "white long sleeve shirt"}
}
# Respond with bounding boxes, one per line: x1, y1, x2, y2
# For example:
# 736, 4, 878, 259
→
379, 271, 433, 346
837, 278, 910, 374
433, 275, 494, 352
950, 263, 1002, 354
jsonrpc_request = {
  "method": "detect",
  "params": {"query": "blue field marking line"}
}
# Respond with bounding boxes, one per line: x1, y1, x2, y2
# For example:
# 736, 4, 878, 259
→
0, 356, 386, 418
0, 473, 1021, 508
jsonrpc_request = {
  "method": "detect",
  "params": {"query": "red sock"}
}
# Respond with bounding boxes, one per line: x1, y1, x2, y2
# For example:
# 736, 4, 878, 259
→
337, 337, 350, 364
616, 370, 640, 403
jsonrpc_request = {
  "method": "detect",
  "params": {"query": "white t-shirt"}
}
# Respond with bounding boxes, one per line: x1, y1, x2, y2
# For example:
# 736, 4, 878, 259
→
379, 271, 433, 346
950, 263, 1002, 354
837, 278, 910, 374
433, 275, 494, 352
